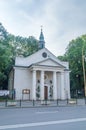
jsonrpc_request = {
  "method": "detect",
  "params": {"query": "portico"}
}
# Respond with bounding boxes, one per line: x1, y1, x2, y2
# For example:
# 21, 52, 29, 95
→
31, 65, 68, 100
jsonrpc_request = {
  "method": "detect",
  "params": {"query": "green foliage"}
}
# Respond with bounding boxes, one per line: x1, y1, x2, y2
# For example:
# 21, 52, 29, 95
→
58, 35, 86, 96
57, 55, 67, 61
0, 23, 12, 89
8, 34, 39, 59
0, 42, 12, 89
0, 23, 8, 39
0, 23, 39, 89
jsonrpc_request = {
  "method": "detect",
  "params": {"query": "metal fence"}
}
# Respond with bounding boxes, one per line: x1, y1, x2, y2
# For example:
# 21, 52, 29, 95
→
0, 98, 86, 108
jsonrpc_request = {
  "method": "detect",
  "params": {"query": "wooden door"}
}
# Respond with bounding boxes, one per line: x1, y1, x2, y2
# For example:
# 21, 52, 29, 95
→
44, 86, 48, 100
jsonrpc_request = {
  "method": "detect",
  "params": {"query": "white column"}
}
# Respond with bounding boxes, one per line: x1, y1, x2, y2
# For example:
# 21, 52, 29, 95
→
65, 71, 70, 99
40, 70, 44, 100
60, 72, 65, 99
53, 71, 57, 100
32, 70, 36, 100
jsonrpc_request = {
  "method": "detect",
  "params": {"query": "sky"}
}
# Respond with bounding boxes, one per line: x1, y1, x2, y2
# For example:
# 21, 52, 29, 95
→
0, 0, 86, 56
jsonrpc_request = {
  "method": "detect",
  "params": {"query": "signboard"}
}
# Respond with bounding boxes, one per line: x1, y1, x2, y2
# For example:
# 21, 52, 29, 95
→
22, 89, 30, 94
22, 89, 30, 100
0, 90, 9, 96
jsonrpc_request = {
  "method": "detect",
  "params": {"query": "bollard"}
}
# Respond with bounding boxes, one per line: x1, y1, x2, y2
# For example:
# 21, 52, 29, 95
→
57, 99, 58, 106
85, 97, 86, 104
76, 97, 77, 104
20, 100, 21, 107
5, 99, 7, 107
45, 99, 47, 105
67, 98, 69, 104
33, 100, 35, 106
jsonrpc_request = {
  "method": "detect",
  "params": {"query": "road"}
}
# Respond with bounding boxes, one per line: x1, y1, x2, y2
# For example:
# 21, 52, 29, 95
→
0, 106, 86, 130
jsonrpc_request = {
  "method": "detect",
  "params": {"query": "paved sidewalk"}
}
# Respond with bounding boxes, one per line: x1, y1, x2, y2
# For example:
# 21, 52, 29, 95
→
0, 98, 86, 108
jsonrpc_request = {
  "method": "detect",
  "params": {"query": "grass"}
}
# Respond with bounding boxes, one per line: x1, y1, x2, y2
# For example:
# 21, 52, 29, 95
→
0, 96, 10, 101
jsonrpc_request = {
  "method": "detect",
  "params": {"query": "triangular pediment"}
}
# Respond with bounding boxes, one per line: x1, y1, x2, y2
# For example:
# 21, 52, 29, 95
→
34, 58, 65, 68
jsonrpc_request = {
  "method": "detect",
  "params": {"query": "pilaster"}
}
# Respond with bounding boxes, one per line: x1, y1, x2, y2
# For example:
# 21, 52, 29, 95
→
60, 72, 65, 99
40, 70, 44, 100
32, 70, 36, 100
53, 71, 57, 100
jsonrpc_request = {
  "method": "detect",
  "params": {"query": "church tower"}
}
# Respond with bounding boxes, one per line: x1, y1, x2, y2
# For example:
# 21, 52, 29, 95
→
39, 27, 45, 49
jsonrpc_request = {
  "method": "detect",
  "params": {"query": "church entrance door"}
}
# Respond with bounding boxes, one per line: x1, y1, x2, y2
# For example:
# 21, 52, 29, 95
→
44, 86, 48, 100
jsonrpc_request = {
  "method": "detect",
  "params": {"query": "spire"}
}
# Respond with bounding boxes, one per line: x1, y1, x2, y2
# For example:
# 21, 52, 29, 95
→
39, 26, 45, 49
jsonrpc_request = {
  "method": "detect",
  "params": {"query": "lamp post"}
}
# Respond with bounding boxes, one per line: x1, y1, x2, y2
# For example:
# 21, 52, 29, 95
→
82, 48, 86, 97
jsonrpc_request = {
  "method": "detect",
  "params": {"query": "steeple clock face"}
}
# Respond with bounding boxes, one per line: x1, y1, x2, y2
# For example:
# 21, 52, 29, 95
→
42, 52, 47, 58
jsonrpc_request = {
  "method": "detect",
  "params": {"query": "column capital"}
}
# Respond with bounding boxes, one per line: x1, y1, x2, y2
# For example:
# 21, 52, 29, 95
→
53, 70, 56, 72
60, 71, 64, 74
32, 70, 36, 74
41, 70, 44, 73
32, 69, 36, 72
53, 70, 57, 72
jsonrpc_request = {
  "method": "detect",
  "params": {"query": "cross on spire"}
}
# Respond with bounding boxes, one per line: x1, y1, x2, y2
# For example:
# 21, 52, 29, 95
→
41, 25, 43, 31
39, 26, 45, 49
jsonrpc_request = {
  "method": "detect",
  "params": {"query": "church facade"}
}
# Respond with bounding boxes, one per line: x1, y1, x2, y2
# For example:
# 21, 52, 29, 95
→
8, 29, 70, 100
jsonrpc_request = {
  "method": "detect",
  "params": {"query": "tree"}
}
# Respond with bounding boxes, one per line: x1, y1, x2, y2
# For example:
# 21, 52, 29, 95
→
0, 23, 39, 89
0, 23, 8, 39
66, 38, 83, 90
23, 36, 39, 57
8, 34, 39, 59
58, 35, 86, 97
0, 39, 12, 89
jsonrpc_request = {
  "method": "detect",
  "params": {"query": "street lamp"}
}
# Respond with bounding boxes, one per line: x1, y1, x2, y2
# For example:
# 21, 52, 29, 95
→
82, 48, 86, 97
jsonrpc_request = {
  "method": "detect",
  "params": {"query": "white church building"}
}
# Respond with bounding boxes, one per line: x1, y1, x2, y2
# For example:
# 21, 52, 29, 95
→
8, 29, 70, 100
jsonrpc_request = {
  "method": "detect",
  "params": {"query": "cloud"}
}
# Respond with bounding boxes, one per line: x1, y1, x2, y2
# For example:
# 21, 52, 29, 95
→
0, 0, 86, 56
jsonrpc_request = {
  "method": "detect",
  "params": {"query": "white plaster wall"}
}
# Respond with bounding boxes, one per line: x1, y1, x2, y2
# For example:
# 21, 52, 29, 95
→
8, 70, 14, 91
61, 72, 65, 99
45, 71, 53, 82
57, 73, 61, 99
57, 72, 66, 100
39, 59, 60, 66
14, 68, 32, 100
64, 71, 70, 99
36, 71, 40, 81
8, 70, 14, 98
